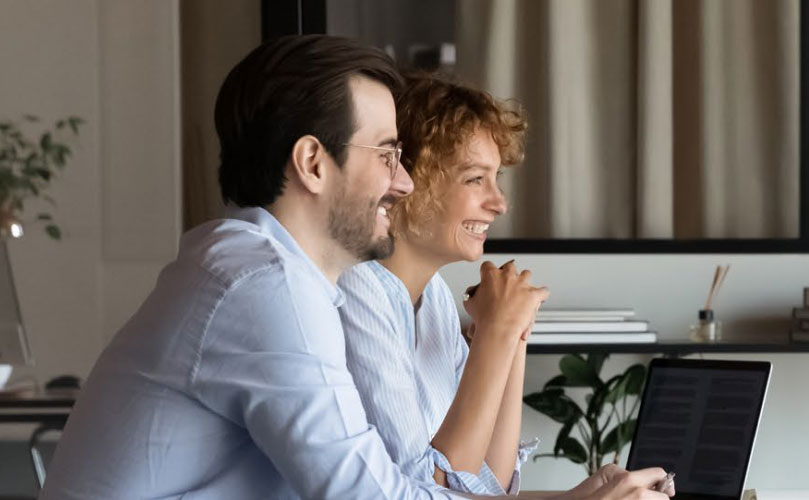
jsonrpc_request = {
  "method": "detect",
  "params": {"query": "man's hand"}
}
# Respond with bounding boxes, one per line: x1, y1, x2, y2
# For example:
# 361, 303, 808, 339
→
469, 465, 676, 500
562, 464, 675, 500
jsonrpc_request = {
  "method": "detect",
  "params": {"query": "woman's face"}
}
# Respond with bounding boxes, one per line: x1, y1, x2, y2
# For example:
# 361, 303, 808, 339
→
413, 127, 507, 264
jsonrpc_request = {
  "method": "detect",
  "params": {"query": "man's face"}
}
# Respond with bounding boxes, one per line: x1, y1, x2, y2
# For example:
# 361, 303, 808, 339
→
327, 76, 413, 262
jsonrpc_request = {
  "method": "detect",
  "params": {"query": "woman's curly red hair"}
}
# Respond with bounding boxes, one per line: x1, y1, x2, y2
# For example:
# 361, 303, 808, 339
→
393, 72, 527, 237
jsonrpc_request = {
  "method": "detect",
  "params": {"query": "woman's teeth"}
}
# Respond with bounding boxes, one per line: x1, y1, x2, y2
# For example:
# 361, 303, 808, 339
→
377, 206, 388, 217
463, 222, 489, 234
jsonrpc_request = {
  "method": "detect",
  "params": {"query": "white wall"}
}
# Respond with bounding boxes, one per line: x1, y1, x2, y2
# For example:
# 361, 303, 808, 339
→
0, 0, 181, 383
442, 255, 809, 490
0, 2, 179, 494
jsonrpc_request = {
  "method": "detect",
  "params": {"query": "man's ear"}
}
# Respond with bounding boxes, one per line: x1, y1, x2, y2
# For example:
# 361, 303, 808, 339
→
289, 135, 329, 194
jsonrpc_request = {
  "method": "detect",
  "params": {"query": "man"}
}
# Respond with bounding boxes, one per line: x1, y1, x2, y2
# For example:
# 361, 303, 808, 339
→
42, 35, 673, 500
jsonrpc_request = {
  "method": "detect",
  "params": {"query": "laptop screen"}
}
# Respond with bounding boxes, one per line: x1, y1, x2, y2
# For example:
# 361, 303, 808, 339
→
626, 358, 771, 500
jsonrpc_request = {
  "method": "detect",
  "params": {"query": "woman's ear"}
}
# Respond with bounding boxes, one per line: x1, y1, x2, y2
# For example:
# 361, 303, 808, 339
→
289, 135, 329, 194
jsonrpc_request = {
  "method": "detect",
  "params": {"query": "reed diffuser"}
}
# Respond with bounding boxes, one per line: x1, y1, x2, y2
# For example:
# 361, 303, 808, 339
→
690, 265, 730, 342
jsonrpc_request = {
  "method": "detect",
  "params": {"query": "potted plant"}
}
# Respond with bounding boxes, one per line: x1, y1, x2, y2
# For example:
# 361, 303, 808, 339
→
0, 115, 83, 239
523, 353, 646, 475
0, 115, 83, 378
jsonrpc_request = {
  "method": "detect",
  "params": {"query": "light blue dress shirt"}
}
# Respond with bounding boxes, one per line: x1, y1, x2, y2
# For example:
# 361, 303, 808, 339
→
41, 207, 462, 500
338, 261, 537, 496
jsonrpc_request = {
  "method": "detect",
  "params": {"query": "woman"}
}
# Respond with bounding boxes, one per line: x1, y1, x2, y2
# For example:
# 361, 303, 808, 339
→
338, 73, 541, 495
338, 74, 676, 498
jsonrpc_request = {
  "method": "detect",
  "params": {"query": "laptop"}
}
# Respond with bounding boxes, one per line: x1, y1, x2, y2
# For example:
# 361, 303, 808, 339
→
626, 358, 771, 500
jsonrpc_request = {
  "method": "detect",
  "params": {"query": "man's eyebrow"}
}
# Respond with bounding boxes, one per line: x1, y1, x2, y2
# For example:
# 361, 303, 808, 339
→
377, 137, 398, 147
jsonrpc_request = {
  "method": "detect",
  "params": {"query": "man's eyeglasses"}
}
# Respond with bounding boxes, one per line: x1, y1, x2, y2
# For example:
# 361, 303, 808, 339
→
342, 141, 403, 179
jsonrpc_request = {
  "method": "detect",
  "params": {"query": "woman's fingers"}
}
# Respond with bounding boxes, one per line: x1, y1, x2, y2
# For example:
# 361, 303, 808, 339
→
518, 287, 550, 341
533, 285, 550, 304
464, 261, 550, 344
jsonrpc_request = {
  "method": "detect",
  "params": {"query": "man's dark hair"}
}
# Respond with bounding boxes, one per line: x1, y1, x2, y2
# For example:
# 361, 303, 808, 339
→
215, 35, 402, 207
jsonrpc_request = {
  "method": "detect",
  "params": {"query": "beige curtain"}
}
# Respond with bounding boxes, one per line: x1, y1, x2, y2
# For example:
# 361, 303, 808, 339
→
455, 0, 799, 239
181, 0, 261, 230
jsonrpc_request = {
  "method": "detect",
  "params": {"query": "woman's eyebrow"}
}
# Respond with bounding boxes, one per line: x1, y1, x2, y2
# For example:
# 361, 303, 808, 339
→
457, 162, 497, 173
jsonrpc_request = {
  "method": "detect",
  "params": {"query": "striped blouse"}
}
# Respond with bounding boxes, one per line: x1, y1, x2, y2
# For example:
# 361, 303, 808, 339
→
338, 261, 536, 495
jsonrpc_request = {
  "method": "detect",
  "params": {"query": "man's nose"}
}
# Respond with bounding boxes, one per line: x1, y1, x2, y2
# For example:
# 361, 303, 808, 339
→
389, 161, 414, 197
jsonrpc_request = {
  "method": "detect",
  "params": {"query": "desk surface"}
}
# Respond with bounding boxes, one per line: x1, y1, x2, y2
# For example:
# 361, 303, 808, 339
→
0, 390, 75, 408
527, 334, 809, 355
0, 389, 75, 425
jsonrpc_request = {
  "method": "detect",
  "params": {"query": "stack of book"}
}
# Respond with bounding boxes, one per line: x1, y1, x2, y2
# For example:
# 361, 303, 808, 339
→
790, 307, 809, 343
528, 308, 658, 344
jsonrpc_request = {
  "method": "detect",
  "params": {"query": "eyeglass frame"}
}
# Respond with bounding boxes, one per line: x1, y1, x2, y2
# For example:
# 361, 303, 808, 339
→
342, 141, 403, 179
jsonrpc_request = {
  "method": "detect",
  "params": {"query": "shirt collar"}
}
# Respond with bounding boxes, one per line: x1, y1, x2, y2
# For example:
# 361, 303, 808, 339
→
225, 206, 345, 307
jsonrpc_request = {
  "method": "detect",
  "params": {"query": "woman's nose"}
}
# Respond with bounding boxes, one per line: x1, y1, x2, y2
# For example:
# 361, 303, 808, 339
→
486, 186, 507, 215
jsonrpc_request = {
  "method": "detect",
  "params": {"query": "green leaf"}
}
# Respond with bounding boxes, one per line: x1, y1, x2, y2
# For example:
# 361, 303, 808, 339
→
604, 364, 646, 404
586, 380, 613, 418
36, 213, 52, 221
53, 150, 66, 167
601, 419, 637, 455
40, 132, 52, 151
543, 374, 568, 389
554, 419, 576, 455
554, 436, 588, 464
624, 364, 646, 395
523, 389, 583, 424
67, 117, 84, 134
604, 373, 628, 405
45, 224, 61, 240
23, 114, 39, 122
559, 354, 601, 387
18, 177, 39, 196
587, 353, 609, 376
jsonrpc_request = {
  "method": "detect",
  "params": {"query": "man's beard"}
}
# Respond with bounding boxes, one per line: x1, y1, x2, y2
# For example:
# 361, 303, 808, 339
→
328, 185, 395, 262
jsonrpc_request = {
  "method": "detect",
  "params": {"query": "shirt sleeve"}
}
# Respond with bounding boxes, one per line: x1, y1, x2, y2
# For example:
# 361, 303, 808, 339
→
189, 266, 459, 500
339, 267, 513, 496
497, 438, 540, 494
